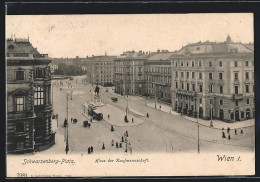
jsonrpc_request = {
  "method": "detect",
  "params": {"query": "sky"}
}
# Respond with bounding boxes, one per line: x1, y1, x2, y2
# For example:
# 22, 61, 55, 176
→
6, 13, 253, 58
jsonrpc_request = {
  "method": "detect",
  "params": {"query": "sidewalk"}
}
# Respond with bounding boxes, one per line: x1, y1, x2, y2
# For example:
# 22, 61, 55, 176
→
146, 100, 255, 130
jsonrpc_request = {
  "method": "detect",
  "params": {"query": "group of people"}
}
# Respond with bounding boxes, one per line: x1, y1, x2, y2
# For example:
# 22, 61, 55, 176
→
222, 127, 244, 139
88, 146, 94, 154
102, 130, 132, 154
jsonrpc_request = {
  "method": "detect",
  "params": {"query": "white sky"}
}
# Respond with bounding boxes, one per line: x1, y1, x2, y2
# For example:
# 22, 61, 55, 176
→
6, 13, 253, 58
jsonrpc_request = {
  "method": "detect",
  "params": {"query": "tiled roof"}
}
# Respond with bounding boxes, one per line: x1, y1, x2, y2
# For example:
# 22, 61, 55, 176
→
6, 40, 24, 53
6, 39, 40, 54
15, 42, 40, 54
116, 51, 152, 59
147, 52, 176, 61
176, 41, 253, 55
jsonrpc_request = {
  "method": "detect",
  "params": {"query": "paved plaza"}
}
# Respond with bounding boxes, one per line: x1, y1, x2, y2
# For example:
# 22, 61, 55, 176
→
36, 78, 255, 155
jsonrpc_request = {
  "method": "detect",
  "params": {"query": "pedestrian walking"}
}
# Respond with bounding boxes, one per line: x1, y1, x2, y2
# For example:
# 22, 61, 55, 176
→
159, 105, 161, 110
102, 142, 105, 150
111, 139, 114, 146
126, 130, 128, 137
132, 118, 134, 123
122, 136, 124, 142
108, 114, 110, 119
90, 118, 93, 122
119, 142, 122, 148
146, 113, 149, 118
235, 128, 237, 135
227, 127, 230, 133
228, 135, 231, 140
91, 146, 93, 153
111, 125, 114, 132
222, 132, 226, 138
116, 142, 118, 148
241, 129, 243, 134
71, 118, 73, 123
88, 147, 90, 154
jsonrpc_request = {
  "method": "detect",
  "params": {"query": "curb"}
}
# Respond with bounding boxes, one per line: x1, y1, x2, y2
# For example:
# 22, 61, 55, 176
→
145, 104, 254, 130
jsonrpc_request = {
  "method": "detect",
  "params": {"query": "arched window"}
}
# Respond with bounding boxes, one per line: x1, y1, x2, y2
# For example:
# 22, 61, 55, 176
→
199, 61, 202, 67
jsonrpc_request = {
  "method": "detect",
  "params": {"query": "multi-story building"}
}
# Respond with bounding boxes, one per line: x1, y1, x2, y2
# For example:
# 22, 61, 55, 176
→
85, 55, 116, 86
6, 38, 55, 153
145, 52, 175, 103
170, 35, 254, 122
114, 51, 150, 95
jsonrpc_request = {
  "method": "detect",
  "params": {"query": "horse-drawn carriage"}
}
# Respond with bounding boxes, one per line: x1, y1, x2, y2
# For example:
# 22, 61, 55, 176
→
83, 120, 91, 128
111, 97, 118, 102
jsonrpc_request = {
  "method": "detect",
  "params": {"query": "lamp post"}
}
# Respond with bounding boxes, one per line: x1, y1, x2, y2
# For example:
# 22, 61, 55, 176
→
65, 92, 71, 155
154, 84, 157, 109
195, 97, 200, 154
207, 88, 214, 127
126, 95, 129, 116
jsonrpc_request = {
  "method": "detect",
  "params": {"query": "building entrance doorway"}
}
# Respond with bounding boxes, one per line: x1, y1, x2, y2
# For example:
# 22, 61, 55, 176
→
199, 107, 203, 118
219, 109, 224, 120
246, 108, 250, 119
235, 110, 240, 121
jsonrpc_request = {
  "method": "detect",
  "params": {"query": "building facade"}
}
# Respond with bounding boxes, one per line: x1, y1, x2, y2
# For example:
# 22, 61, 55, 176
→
114, 51, 149, 95
85, 56, 116, 86
7, 38, 55, 153
171, 36, 254, 122
145, 52, 174, 103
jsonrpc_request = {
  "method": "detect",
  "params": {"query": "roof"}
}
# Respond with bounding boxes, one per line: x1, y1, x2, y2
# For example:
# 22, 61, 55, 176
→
6, 39, 24, 53
175, 41, 253, 56
147, 52, 176, 61
116, 51, 152, 60
86, 56, 116, 62
6, 39, 40, 54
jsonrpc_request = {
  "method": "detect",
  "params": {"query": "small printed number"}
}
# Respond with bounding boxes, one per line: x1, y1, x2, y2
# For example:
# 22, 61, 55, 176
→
17, 173, 27, 177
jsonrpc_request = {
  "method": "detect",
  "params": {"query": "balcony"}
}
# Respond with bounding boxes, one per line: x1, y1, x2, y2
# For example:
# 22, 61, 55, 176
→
233, 94, 243, 100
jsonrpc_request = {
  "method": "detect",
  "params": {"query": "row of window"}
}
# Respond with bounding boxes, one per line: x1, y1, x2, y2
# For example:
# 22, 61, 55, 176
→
175, 82, 253, 94
175, 71, 254, 81
176, 96, 251, 106
15, 69, 45, 81
15, 86, 50, 112
173, 60, 253, 68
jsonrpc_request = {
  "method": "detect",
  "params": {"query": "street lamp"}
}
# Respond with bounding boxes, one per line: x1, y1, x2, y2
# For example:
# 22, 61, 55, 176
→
65, 92, 72, 155
126, 95, 129, 116
206, 88, 214, 127
154, 84, 157, 109
195, 97, 200, 154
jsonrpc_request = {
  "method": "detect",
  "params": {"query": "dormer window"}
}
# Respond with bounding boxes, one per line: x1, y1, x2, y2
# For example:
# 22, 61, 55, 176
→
8, 45, 14, 49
